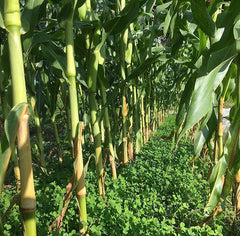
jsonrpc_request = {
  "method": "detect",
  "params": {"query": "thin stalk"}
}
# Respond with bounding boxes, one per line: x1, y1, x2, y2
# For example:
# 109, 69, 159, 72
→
80, 0, 104, 195
218, 75, 230, 158
145, 108, 149, 142
141, 94, 146, 145
235, 66, 240, 183
89, 87, 104, 195
218, 98, 224, 158
120, 0, 128, 165
237, 65, 240, 108
128, 114, 133, 163
65, 14, 87, 231
100, 105, 105, 143
30, 96, 46, 167
100, 79, 117, 179
65, 20, 78, 140
75, 123, 87, 231
126, 26, 133, 163
4, 1, 36, 234
89, 97, 103, 193
133, 86, 141, 154
153, 91, 157, 132
51, 113, 63, 164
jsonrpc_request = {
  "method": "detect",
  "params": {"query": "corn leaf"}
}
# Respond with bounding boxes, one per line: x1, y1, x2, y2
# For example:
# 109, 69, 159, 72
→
198, 29, 207, 57
204, 155, 227, 215
178, 51, 235, 141
0, 103, 28, 197
104, 0, 141, 35
175, 74, 196, 128
221, 108, 240, 199
190, 0, 215, 37
41, 42, 67, 79
128, 55, 166, 80
163, 0, 178, 36
155, 1, 172, 14
21, 0, 45, 33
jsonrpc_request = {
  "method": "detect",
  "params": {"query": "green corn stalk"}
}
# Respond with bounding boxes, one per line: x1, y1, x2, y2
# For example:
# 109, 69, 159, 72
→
79, 0, 104, 195
99, 53, 117, 179
87, 46, 104, 194
141, 93, 146, 145
4, 0, 37, 234
126, 25, 134, 162
62, 0, 87, 230
119, 0, 129, 165
133, 85, 141, 154
51, 113, 63, 164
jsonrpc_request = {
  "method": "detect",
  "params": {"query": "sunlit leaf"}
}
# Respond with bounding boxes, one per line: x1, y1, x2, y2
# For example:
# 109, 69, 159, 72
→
178, 56, 234, 141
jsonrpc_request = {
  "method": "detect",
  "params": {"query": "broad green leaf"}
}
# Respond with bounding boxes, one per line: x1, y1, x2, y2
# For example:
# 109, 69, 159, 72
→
31, 32, 52, 48
163, 1, 177, 36
0, 103, 28, 197
155, 1, 172, 14
190, 0, 215, 37
205, 155, 227, 215
216, 0, 240, 29
46, 77, 60, 116
175, 74, 196, 128
41, 42, 67, 78
178, 56, 234, 141
128, 55, 165, 80
214, 0, 240, 50
170, 13, 177, 39
104, 0, 141, 35
221, 108, 240, 199
198, 29, 206, 56
21, 0, 45, 33
194, 125, 209, 157
194, 107, 212, 156
205, 108, 217, 145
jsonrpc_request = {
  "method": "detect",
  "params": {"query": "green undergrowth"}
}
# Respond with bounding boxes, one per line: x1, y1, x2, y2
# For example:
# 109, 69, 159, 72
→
0, 116, 233, 235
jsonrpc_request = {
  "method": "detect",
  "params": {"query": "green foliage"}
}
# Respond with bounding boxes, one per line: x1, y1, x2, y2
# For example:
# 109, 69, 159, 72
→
0, 116, 231, 235
190, 0, 215, 37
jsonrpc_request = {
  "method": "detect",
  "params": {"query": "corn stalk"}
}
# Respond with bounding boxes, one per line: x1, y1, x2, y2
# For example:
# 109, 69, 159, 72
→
4, 0, 37, 234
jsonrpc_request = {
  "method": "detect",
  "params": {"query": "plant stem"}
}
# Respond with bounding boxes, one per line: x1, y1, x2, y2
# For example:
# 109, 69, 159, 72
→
100, 78, 117, 179
17, 113, 37, 236
30, 96, 46, 167
218, 98, 224, 158
119, 0, 129, 165
134, 86, 141, 154
4, 1, 37, 234
64, 13, 87, 231
51, 113, 63, 164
